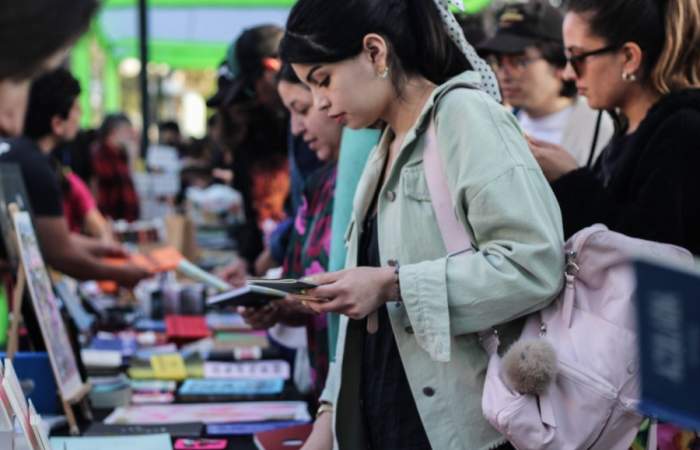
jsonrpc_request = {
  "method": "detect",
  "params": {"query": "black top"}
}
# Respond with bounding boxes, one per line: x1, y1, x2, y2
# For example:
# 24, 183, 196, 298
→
551, 89, 700, 255
0, 137, 63, 217
359, 212, 431, 450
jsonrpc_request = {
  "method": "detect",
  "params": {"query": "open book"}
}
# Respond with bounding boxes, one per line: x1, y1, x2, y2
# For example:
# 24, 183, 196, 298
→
206, 279, 319, 308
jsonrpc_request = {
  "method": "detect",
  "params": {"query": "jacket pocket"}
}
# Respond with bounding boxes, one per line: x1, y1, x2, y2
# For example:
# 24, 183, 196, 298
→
401, 165, 431, 202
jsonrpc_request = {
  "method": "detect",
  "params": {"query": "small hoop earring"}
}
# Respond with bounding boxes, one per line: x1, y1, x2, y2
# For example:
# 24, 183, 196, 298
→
622, 72, 637, 82
379, 67, 389, 79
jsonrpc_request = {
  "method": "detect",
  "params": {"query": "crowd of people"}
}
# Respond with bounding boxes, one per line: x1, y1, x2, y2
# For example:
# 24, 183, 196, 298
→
1, 0, 700, 449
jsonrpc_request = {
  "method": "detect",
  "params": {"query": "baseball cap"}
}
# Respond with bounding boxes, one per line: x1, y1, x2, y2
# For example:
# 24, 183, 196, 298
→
206, 63, 235, 108
478, 1, 564, 55
207, 24, 283, 108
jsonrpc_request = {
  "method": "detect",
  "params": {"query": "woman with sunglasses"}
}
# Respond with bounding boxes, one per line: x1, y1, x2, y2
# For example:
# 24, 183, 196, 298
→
528, 0, 700, 259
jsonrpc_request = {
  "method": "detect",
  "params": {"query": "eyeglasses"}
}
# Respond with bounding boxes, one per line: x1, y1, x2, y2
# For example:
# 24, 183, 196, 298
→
566, 45, 620, 77
487, 54, 543, 73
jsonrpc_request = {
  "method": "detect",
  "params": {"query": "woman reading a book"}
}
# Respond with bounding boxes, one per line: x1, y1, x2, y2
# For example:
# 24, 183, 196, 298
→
238, 62, 343, 396
278, 0, 565, 449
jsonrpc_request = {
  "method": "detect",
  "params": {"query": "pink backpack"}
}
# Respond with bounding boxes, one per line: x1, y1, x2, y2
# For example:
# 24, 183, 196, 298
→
423, 111, 694, 450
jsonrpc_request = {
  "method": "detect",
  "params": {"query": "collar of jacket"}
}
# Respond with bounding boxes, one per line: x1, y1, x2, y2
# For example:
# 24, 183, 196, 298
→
354, 71, 484, 224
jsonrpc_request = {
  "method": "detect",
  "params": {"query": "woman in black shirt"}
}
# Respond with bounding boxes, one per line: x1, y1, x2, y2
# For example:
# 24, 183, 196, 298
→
527, 0, 700, 256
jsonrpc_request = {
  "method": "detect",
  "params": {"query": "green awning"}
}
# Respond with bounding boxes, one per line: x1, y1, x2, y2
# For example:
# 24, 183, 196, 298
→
73, 0, 493, 125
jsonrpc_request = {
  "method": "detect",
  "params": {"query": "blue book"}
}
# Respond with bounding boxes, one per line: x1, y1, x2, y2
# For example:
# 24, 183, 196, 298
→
178, 378, 284, 398
89, 336, 138, 357
206, 420, 310, 436
0, 352, 61, 416
0, 352, 60, 415
133, 318, 166, 332
634, 260, 700, 431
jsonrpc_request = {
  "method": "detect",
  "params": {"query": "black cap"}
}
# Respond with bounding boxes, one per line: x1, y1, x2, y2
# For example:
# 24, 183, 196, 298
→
206, 63, 235, 108
207, 24, 283, 109
478, 2, 563, 55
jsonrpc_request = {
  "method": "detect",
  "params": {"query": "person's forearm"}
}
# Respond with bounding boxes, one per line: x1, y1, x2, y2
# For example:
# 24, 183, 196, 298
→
44, 242, 115, 281
84, 209, 112, 242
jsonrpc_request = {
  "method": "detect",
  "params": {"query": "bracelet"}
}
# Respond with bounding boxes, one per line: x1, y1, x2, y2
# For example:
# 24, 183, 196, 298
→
316, 402, 334, 419
388, 260, 402, 302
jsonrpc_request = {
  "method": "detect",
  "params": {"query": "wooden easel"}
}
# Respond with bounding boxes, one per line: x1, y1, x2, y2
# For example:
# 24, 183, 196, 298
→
4, 204, 92, 435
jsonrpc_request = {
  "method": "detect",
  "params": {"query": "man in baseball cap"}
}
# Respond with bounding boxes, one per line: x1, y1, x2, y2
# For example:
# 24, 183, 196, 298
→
479, 1, 613, 167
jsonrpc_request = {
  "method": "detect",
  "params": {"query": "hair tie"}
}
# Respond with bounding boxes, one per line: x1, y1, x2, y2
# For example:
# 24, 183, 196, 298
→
431, 0, 502, 103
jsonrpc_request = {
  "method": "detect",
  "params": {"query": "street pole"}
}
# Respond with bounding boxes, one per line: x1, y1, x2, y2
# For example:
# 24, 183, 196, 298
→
138, 0, 150, 158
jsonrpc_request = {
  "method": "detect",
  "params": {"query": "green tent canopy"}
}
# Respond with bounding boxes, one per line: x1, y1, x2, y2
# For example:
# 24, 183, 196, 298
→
73, 0, 492, 125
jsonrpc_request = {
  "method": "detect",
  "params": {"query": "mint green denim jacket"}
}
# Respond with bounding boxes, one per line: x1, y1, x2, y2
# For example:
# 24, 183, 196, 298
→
322, 71, 565, 450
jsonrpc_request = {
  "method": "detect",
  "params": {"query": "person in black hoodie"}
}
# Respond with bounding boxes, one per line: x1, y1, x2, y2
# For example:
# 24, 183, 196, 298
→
527, 0, 700, 255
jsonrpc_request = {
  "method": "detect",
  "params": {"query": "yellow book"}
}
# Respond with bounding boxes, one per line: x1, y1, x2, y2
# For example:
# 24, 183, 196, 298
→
150, 354, 187, 381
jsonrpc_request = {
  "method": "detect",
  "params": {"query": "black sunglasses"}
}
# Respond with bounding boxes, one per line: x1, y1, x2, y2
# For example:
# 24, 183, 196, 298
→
566, 45, 620, 77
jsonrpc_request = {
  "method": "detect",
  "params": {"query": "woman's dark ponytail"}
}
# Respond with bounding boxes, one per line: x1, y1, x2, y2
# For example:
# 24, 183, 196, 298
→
280, 0, 470, 88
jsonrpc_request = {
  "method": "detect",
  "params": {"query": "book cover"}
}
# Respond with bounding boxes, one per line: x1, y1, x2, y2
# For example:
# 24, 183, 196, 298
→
104, 402, 311, 425
166, 315, 211, 343
253, 423, 313, 450
204, 360, 290, 380
50, 433, 173, 450
84, 422, 202, 438
206, 285, 287, 309
248, 279, 318, 294
206, 421, 310, 436
178, 379, 284, 399
634, 260, 700, 431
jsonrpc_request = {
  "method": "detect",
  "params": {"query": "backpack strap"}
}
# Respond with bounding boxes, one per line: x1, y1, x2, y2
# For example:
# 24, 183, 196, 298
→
422, 83, 502, 353
423, 83, 477, 255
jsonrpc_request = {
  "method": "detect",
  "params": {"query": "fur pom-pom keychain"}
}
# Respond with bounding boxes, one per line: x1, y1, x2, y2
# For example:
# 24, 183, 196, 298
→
501, 339, 558, 396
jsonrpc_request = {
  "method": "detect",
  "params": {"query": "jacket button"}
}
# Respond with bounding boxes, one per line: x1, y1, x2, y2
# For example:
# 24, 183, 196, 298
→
386, 190, 397, 202
405, 326, 414, 334
423, 387, 435, 397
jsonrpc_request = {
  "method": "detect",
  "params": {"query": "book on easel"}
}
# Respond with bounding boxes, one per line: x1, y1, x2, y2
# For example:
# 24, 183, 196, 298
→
7, 206, 91, 435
